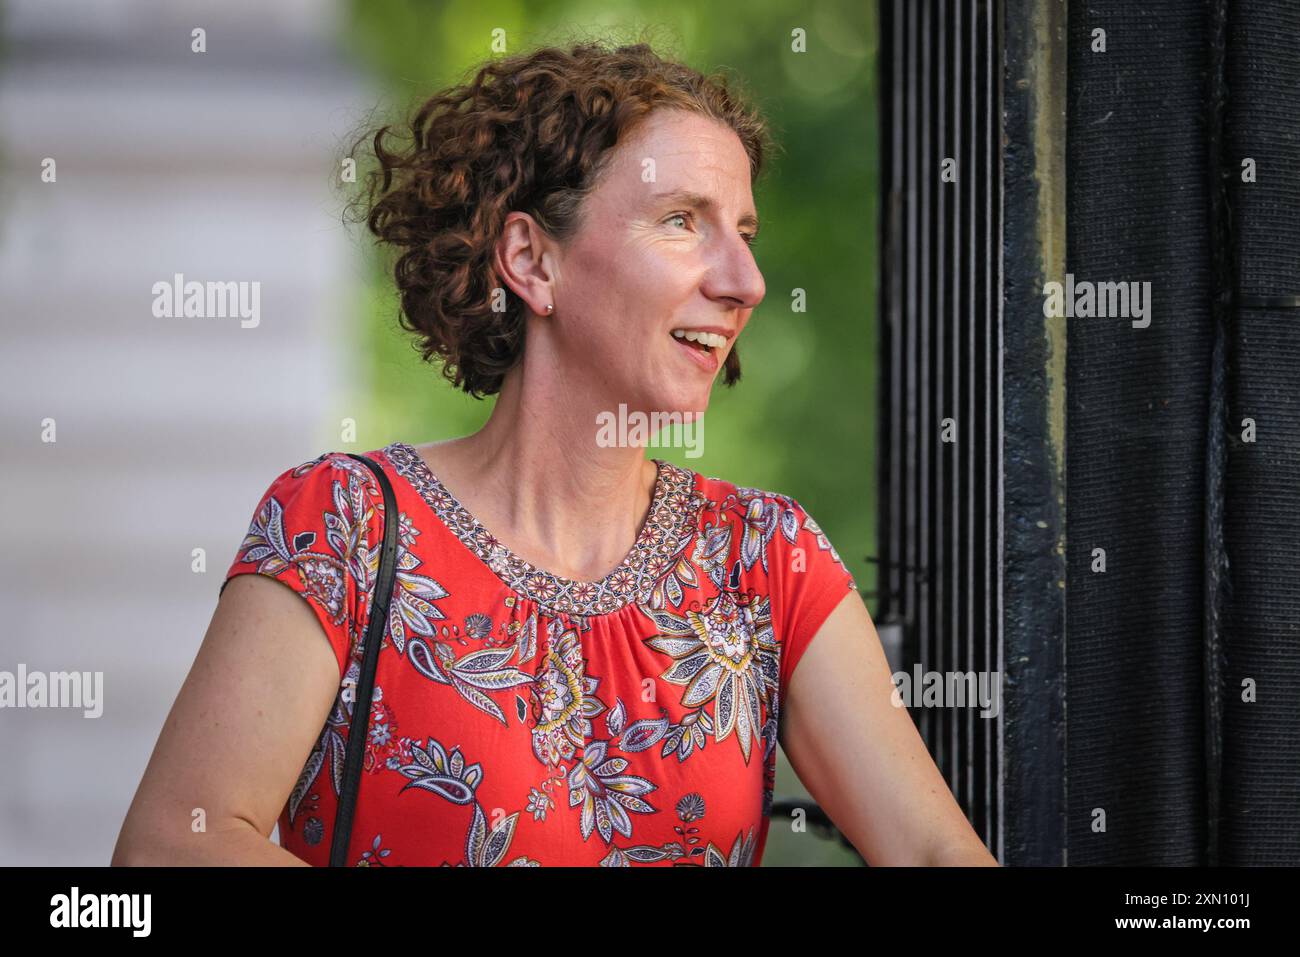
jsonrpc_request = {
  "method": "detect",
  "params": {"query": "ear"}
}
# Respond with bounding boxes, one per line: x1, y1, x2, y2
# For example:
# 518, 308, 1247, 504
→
494, 212, 559, 317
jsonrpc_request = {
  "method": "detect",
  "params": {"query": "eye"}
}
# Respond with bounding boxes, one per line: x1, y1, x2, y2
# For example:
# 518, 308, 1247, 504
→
664, 211, 693, 231
664, 211, 757, 247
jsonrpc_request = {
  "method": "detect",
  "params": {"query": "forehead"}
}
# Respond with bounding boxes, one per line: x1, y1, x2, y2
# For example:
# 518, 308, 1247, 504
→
593, 109, 755, 208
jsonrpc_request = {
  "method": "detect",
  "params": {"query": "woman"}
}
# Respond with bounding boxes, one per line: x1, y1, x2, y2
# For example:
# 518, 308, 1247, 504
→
113, 41, 996, 867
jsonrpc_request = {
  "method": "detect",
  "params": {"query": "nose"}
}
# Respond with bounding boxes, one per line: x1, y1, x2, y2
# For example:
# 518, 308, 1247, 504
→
703, 232, 766, 311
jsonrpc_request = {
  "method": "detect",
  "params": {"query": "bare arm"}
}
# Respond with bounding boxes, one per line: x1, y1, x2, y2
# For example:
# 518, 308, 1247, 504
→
112, 574, 343, 866
778, 590, 999, 867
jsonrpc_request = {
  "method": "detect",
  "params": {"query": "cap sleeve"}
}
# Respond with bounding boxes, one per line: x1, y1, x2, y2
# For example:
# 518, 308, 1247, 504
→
220, 452, 387, 681
769, 498, 858, 708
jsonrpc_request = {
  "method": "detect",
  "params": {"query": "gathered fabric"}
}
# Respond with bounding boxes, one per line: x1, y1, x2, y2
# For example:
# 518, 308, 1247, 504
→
223, 441, 856, 866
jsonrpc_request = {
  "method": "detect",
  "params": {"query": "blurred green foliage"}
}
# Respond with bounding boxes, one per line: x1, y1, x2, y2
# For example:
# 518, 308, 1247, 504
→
338, 0, 877, 866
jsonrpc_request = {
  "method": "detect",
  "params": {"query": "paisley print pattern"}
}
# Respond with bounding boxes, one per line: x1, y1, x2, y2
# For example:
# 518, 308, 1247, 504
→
223, 442, 857, 866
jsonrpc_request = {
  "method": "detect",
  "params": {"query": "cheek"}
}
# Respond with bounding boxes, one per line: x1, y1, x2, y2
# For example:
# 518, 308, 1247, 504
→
569, 239, 687, 331
564, 234, 696, 361
568, 239, 635, 310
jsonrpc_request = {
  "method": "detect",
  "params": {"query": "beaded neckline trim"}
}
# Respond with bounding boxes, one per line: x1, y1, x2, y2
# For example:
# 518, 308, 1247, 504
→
382, 441, 705, 617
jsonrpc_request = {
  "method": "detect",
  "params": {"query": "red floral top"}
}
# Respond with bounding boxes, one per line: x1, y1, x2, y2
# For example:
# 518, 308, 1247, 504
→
221, 441, 857, 866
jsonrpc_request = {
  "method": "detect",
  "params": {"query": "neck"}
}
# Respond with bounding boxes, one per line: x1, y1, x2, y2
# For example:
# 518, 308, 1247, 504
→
434, 356, 661, 583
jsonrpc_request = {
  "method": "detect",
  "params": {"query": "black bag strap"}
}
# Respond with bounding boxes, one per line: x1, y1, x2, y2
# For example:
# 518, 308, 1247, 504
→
329, 452, 400, 867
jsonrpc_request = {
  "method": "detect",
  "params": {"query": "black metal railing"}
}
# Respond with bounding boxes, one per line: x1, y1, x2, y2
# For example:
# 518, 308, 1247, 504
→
875, 0, 1005, 855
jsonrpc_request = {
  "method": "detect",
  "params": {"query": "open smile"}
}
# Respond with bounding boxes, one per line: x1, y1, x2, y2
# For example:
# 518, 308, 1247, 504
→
670, 329, 726, 373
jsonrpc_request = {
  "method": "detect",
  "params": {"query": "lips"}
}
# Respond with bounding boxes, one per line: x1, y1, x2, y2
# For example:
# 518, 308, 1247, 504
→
672, 332, 720, 372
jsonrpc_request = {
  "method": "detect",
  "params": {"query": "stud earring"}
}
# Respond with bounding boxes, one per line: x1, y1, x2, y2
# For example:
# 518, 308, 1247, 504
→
545, 303, 554, 314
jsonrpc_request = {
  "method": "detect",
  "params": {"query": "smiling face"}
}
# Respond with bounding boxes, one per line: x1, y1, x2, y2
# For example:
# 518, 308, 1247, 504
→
547, 108, 766, 420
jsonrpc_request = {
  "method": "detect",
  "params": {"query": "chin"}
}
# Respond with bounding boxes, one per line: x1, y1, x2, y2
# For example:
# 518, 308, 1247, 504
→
653, 389, 710, 420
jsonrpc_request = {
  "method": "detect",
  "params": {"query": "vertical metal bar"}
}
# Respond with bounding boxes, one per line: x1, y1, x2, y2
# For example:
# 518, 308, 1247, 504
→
980, 0, 995, 853
903, 0, 920, 745
952, 2, 963, 800
951, 0, 964, 798
968, 0, 980, 838
952, 0, 969, 812
943, 0, 957, 793
904, 0, 920, 707
893, 0, 904, 642
990, 0, 1005, 864
882, 0, 903, 630
922, 0, 933, 753
941, 0, 951, 780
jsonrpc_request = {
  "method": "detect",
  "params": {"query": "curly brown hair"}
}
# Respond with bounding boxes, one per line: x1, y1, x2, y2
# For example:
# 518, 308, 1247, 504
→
348, 41, 773, 399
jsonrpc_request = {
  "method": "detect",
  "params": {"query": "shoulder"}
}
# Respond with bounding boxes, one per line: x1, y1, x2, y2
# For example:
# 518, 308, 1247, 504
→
233, 450, 390, 570
691, 468, 796, 515
224, 449, 391, 679
693, 470, 822, 545
683, 468, 851, 579
259, 449, 388, 499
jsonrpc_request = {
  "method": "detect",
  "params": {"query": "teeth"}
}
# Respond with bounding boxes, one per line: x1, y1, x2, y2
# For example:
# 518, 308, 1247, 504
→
671, 329, 727, 349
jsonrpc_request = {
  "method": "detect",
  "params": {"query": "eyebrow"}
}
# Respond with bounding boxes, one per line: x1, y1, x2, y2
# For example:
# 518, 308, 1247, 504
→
648, 188, 761, 234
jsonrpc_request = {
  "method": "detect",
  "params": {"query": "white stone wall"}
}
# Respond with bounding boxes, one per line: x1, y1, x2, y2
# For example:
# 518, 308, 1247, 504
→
0, 0, 371, 865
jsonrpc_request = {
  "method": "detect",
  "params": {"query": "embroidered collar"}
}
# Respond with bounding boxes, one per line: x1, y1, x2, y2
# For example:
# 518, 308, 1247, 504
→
383, 441, 705, 617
